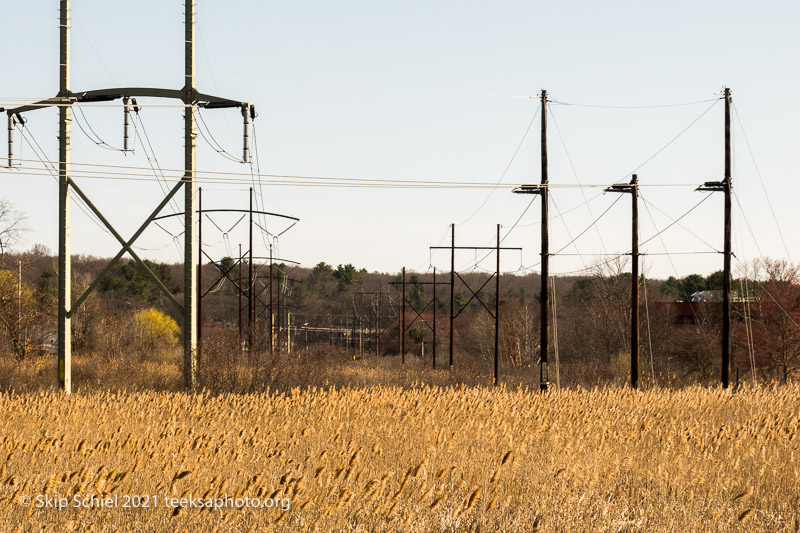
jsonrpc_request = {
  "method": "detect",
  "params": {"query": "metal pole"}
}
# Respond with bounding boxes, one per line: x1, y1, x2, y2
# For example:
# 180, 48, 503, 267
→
248, 187, 254, 351
432, 268, 437, 369
449, 223, 455, 369
540, 89, 549, 392
57, 0, 72, 393
631, 174, 639, 389
182, 0, 198, 392
401, 267, 406, 363
495, 223, 500, 386
287, 312, 292, 355
722, 87, 732, 388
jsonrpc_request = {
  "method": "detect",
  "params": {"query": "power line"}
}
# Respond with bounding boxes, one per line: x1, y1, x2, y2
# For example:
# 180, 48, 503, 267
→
640, 193, 714, 247
3, 158, 711, 188
133, 112, 183, 217
639, 196, 719, 252
732, 102, 792, 262
550, 97, 720, 109
552, 194, 621, 257
456, 103, 540, 225
549, 103, 608, 253
529, 192, 717, 276
624, 99, 720, 177
195, 107, 245, 163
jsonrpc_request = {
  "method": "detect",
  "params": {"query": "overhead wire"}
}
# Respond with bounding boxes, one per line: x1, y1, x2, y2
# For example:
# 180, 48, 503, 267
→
4, 155, 710, 188
132, 111, 183, 217
624, 98, 720, 178
549, 97, 720, 109
641, 256, 656, 383
195, 107, 245, 163
456, 102, 540, 226
640, 193, 680, 277
72, 104, 127, 152
732, 102, 791, 262
538, 192, 716, 276
549, 102, 608, 253
16, 122, 117, 240
732, 194, 757, 385
639, 196, 719, 252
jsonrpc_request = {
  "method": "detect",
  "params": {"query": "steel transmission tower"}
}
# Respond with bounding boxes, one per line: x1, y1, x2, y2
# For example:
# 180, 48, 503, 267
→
6, 1, 254, 392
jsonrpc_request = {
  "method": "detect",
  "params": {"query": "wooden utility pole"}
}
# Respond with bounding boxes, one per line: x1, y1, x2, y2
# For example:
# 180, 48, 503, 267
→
248, 187, 254, 351
494, 224, 500, 385
376, 288, 381, 357
432, 268, 437, 369
697, 87, 733, 388
512, 89, 549, 391
631, 174, 640, 389
277, 265, 282, 352
430, 237, 520, 383
401, 267, 406, 363
17, 260, 22, 356
540, 90, 549, 392
449, 224, 455, 368
238, 243, 243, 347
722, 87, 732, 388
269, 242, 274, 355
606, 174, 639, 388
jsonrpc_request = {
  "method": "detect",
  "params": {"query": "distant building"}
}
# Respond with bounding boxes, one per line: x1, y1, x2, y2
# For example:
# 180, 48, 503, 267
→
689, 290, 739, 303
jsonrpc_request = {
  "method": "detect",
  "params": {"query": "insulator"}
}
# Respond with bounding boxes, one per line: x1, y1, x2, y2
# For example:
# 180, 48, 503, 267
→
242, 103, 250, 163
7, 114, 15, 168
77, 93, 123, 103
123, 97, 131, 151
203, 101, 240, 109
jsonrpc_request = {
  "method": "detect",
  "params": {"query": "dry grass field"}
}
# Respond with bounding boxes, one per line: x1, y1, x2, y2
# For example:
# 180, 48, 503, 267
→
1, 384, 799, 532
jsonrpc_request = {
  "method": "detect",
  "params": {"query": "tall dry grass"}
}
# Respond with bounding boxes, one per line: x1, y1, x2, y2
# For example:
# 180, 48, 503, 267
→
1, 384, 799, 531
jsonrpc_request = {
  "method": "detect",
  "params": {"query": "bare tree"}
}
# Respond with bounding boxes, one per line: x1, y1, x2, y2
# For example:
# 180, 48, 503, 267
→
0, 199, 26, 265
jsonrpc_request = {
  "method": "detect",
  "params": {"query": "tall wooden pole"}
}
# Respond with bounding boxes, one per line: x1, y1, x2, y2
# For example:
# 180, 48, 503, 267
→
277, 266, 282, 352
494, 223, 500, 385
248, 187, 254, 351
269, 242, 274, 355
449, 223, 455, 369
722, 87, 732, 388
238, 243, 242, 348
631, 174, 639, 389
401, 267, 406, 363
432, 268, 437, 369
57, 0, 72, 392
376, 287, 381, 357
540, 90, 550, 392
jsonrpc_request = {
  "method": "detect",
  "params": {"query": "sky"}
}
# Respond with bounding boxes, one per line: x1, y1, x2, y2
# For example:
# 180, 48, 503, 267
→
1, 1, 799, 280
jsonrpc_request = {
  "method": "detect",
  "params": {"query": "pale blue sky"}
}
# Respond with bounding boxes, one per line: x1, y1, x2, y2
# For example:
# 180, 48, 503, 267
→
1, 1, 798, 279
